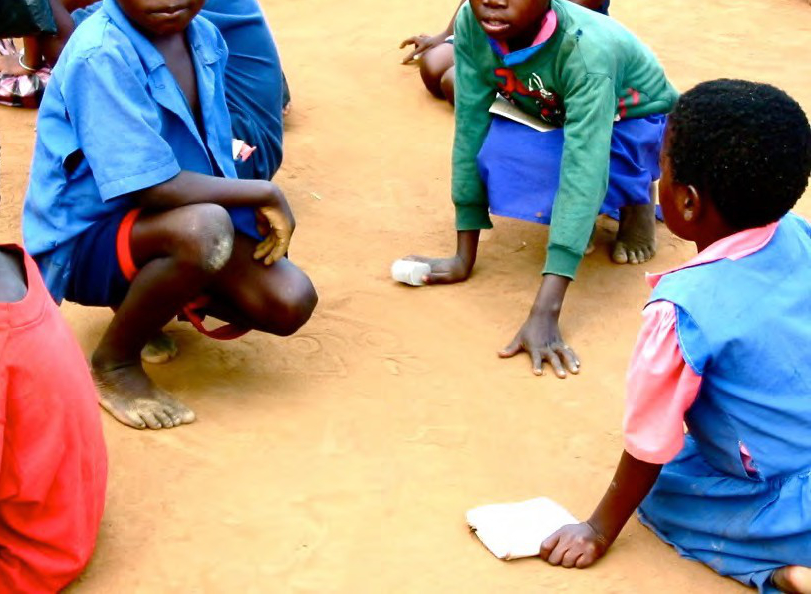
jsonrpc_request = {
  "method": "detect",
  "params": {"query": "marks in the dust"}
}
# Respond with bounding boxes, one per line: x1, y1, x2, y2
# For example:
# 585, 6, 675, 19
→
273, 313, 431, 378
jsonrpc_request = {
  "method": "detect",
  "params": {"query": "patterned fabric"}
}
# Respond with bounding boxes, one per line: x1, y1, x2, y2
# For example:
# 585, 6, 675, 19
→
0, 39, 50, 108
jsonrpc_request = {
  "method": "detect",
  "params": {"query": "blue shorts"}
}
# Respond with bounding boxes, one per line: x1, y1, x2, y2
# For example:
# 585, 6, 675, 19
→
64, 209, 138, 307
477, 114, 666, 224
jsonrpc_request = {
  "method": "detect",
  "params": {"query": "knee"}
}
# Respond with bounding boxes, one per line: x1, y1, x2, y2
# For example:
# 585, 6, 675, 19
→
173, 204, 235, 274
419, 50, 452, 99
270, 272, 318, 336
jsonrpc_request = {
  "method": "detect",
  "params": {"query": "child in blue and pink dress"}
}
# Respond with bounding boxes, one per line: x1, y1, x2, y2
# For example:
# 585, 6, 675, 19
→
538, 79, 811, 592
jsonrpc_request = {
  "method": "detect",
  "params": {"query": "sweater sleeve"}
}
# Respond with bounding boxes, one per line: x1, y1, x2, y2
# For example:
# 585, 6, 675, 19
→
451, 5, 495, 231
544, 73, 616, 278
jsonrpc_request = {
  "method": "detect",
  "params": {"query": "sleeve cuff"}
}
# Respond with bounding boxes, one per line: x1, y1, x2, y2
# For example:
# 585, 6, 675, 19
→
624, 437, 682, 465
543, 244, 583, 279
455, 204, 493, 231
98, 158, 181, 201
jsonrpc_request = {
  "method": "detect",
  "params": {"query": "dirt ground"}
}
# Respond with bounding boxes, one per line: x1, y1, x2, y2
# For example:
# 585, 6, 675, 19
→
1, 0, 810, 591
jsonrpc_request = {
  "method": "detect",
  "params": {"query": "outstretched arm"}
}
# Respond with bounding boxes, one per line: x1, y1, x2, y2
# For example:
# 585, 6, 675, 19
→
400, 0, 466, 63
540, 450, 662, 568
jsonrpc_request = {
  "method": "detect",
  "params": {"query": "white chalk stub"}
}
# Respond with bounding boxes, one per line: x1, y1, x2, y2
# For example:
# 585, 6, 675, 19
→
467, 497, 579, 561
391, 259, 431, 286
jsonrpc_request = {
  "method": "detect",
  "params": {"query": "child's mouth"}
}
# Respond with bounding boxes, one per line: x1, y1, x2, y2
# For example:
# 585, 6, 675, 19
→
480, 18, 511, 36
150, 4, 190, 18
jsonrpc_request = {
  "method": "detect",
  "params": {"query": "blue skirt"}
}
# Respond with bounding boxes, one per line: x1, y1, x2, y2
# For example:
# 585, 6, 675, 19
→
477, 114, 666, 224
638, 436, 811, 593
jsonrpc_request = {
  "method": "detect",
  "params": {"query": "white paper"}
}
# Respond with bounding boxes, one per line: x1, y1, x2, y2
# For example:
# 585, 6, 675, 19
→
467, 497, 578, 560
488, 95, 557, 133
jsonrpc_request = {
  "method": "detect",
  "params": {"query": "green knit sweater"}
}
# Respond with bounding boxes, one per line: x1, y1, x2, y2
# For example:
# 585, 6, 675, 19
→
452, 0, 678, 278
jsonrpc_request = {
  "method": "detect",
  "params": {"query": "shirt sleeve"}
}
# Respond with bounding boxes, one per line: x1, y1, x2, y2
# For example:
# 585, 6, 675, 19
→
451, 4, 495, 232
544, 73, 616, 279
623, 300, 703, 464
61, 47, 181, 201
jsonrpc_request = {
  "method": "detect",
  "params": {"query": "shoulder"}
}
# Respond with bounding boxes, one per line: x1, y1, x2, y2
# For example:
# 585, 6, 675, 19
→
455, 2, 485, 44
190, 14, 229, 62
552, 0, 637, 78
783, 212, 811, 235
56, 12, 143, 85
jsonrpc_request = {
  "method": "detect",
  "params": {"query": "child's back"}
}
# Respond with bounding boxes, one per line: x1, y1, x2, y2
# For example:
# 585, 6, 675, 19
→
0, 245, 107, 591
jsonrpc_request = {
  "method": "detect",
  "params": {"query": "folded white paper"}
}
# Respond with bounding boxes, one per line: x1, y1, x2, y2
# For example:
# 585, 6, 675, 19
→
467, 497, 578, 560
488, 95, 557, 133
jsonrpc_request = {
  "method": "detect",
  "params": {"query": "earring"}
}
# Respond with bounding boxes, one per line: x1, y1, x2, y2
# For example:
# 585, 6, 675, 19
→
684, 210, 694, 221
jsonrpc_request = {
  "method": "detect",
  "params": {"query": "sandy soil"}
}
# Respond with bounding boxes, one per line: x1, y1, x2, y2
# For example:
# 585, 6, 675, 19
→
1, 0, 810, 591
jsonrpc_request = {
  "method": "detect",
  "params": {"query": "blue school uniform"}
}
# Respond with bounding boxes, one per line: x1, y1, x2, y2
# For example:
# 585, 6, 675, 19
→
638, 213, 811, 592
71, 0, 285, 182
23, 0, 259, 304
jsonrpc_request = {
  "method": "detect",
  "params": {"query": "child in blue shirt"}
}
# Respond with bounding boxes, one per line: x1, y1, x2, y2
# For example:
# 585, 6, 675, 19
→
71, 0, 287, 183
539, 80, 811, 593
22, 0, 318, 431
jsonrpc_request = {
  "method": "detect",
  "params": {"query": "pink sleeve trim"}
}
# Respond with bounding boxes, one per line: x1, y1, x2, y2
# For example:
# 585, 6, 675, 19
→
623, 301, 702, 464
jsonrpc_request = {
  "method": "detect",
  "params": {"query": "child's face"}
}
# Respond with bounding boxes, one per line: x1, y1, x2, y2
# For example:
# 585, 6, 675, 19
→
469, 0, 551, 42
116, 0, 205, 36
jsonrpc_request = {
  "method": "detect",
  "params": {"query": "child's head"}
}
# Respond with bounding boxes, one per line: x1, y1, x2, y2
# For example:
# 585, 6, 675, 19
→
116, 0, 205, 37
660, 79, 811, 242
470, 0, 551, 43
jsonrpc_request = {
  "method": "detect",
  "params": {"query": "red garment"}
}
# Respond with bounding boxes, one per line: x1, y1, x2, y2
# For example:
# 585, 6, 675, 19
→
0, 246, 107, 593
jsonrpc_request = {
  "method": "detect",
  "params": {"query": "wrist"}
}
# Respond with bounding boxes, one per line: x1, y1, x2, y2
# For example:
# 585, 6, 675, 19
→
585, 518, 617, 548
455, 230, 479, 271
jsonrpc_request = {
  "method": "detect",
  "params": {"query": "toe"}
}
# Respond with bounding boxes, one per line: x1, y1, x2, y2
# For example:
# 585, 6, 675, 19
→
140, 410, 164, 430
628, 249, 640, 265
154, 410, 174, 428
612, 243, 629, 264
99, 398, 147, 429
171, 403, 196, 425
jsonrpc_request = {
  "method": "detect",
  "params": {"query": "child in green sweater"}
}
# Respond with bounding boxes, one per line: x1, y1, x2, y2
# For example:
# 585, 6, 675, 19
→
399, 0, 610, 106
405, 0, 677, 377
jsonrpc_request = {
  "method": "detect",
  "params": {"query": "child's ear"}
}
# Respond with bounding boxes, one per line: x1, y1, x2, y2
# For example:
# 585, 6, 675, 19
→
682, 184, 702, 222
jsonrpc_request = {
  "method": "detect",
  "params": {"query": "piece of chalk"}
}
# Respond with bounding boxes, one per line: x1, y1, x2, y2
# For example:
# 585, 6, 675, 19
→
391, 259, 431, 286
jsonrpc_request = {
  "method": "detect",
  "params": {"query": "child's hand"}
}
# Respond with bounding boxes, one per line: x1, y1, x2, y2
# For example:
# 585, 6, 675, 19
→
400, 33, 448, 64
539, 522, 609, 569
254, 186, 296, 266
403, 254, 472, 284
499, 311, 580, 378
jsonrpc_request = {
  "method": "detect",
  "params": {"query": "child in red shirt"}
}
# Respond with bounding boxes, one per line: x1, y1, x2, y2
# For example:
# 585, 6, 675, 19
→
0, 245, 107, 593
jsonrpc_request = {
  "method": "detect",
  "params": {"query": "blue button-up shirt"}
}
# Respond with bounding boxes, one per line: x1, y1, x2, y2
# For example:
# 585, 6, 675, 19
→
23, 0, 252, 302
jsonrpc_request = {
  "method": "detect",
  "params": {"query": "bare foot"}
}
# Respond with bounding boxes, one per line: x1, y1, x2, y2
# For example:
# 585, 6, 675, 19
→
584, 225, 597, 256
92, 359, 195, 430
141, 332, 179, 365
774, 566, 811, 593
612, 203, 657, 265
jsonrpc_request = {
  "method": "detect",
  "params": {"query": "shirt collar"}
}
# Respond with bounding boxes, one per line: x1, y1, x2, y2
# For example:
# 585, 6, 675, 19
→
102, 0, 220, 71
646, 220, 780, 288
487, 9, 558, 66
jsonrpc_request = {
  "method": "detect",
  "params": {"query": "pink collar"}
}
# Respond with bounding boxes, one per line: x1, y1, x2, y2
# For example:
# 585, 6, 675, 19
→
493, 9, 558, 55
646, 221, 779, 288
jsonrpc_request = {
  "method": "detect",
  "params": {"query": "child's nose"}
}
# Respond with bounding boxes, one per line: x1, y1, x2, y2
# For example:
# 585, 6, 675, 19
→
482, 0, 508, 8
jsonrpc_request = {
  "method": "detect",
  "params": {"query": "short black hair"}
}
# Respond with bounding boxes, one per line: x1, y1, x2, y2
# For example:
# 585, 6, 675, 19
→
667, 79, 811, 230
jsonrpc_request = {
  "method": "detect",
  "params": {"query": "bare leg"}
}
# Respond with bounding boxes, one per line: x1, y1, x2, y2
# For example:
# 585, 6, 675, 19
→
202, 234, 317, 337
773, 567, 811, 594
141, 332, 178, 365
93, 204, 236, 430
612, 198, 657, 265
419, 43, 454, 100
440, 65, 456, 106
